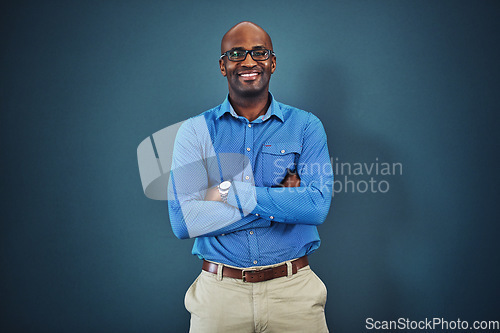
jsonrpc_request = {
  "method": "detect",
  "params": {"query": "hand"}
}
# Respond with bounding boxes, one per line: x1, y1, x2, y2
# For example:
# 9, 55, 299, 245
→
205, 186, 222, 201
280, 169, 301, 187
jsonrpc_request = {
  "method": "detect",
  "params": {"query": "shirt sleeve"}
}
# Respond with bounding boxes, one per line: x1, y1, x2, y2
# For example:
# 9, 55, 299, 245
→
167, 116, 264, 239
226, 113, 333, 225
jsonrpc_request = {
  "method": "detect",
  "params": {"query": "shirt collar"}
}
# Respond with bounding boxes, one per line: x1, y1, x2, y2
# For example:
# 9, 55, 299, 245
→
215, 93, 284, 122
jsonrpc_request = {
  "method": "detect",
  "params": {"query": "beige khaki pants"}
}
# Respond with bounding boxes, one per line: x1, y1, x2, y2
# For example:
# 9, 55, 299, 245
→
184, 264, 329, 333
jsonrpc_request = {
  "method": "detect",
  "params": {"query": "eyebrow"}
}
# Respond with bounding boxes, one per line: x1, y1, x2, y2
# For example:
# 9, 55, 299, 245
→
230, 45, 267, 51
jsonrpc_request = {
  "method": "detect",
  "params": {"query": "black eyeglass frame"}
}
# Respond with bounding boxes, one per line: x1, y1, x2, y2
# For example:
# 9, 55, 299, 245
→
220, 49, 275, 62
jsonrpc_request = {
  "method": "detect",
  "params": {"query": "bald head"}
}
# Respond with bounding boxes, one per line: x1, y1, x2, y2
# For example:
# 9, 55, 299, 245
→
221, 21, 273, 54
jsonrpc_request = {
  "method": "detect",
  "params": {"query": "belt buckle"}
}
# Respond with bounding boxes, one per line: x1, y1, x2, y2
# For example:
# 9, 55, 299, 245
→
242, 268, 257, 282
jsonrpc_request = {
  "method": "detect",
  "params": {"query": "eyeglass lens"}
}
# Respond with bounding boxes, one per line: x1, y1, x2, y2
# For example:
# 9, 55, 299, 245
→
227, 50, 270, 61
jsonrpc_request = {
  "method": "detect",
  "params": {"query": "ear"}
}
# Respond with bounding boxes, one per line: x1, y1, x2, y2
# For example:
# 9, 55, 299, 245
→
270, 55, 276, 74
219, 58, 227, 77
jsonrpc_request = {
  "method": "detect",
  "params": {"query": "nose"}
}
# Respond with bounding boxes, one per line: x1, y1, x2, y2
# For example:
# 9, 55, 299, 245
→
240, 51, 258, 67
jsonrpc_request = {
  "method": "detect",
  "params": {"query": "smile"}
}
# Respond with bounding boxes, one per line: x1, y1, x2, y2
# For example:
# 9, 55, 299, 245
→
238, 72, 260, 81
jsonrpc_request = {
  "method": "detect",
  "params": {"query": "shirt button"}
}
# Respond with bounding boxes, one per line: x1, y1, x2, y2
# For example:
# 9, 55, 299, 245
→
221, 234, 225, 236
255, 213, 259, 217
245, 175, 250, 180
246, 147, 251, 151
248, 124, 252, 128
270, 216, 274, 220
249, 230, 254, 235
281, 149, 285, 154
253, 260, 258, 265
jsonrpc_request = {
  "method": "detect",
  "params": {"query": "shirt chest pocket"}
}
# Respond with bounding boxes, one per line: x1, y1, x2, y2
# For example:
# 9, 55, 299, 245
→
260, 142, 302, 187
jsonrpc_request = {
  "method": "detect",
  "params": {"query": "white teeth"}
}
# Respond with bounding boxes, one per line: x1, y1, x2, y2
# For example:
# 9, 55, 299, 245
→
240, 73, 258, 77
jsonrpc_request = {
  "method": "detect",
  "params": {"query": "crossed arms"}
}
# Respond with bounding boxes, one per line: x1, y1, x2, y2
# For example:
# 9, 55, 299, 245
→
168, 114, 333, 239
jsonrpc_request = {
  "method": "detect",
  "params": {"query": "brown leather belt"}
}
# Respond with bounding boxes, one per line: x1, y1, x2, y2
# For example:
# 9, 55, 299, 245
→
202, 256, 309, 283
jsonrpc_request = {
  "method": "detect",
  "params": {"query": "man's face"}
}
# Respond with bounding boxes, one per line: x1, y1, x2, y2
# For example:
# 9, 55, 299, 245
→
219, 24, 276, 98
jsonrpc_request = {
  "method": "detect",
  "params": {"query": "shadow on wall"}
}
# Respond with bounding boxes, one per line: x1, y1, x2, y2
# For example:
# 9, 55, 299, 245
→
301, 63, 412, 331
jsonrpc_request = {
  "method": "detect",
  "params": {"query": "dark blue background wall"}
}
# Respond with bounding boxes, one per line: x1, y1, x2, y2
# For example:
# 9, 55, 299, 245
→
2, 1, 499, 332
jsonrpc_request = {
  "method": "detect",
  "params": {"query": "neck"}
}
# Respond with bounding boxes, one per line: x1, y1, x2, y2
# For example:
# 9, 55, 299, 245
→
229, 91, 271, 122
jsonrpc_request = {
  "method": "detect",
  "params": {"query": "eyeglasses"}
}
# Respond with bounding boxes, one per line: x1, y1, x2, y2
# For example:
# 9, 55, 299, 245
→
220, 49, 275, 62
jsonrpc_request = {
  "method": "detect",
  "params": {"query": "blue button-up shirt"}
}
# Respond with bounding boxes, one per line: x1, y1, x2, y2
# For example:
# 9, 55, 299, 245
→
168, 94, 333, 268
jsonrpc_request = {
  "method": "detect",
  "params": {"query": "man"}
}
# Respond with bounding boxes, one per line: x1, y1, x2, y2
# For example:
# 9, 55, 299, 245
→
168, 21, 333, 332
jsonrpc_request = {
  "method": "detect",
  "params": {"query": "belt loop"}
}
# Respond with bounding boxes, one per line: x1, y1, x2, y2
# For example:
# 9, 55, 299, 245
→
286, 261, 292, 278
217, 263, 223, 281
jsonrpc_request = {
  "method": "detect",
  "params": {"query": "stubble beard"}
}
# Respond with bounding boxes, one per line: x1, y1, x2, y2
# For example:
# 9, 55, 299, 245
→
228, 74, 269, 99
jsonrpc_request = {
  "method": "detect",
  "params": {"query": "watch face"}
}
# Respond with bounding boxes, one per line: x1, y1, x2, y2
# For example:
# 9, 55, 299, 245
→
219, 181, 231, 191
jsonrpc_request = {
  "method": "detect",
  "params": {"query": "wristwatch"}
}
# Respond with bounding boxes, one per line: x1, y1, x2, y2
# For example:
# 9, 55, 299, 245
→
218, 181, 232, 203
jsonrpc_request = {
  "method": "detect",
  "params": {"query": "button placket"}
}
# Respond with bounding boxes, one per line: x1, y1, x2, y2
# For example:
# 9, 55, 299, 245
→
244, 121, 254, 182
247, 227, 259, 268
245, 121, 258, 265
